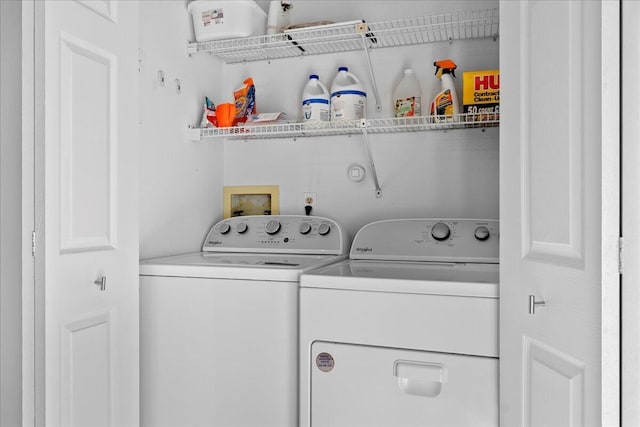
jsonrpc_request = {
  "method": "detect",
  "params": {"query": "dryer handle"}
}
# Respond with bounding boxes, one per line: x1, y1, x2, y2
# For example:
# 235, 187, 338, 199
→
394, 360, 446, 398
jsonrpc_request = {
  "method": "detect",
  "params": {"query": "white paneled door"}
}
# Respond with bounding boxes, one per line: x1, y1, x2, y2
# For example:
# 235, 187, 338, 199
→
38, 1, 139, 425
500, 1, 619, 426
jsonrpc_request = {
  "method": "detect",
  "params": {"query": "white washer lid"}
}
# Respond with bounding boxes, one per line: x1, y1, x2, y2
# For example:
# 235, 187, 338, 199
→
300, 259, 499, 298
140, 252, 347, 282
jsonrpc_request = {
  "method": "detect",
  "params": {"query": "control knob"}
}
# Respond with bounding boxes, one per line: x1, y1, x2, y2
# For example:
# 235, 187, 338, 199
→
218, 223, 231, 235
474, 225, 490, 241
236, 223, 248, 234
265, 219, 281, 235
299, 223, 312, 235
318, 223, 331, 236
431, 222, 451, 241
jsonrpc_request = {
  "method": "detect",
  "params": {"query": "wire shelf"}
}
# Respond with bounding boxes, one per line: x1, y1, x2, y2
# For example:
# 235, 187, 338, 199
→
186, 8, 499, 63
189, 113, 499, 141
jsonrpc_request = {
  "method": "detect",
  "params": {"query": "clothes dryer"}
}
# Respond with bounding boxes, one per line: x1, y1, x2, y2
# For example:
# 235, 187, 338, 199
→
299, 218, 499, 427
140, 215, 347, 427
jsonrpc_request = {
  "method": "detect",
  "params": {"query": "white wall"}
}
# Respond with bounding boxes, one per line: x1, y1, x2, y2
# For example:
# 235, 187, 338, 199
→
139, 1, 226, 259
1, 0, 23, 425
139, 0, 500, 253
223, 1, 500, 238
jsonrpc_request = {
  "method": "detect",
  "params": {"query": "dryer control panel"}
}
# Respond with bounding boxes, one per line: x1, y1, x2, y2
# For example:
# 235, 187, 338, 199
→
350, 219, 499, 263
203, 215, 348, 255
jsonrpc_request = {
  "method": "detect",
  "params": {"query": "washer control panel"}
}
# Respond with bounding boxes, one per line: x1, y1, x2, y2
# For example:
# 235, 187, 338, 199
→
350, 219, 499, 263
203, 215, 347, 255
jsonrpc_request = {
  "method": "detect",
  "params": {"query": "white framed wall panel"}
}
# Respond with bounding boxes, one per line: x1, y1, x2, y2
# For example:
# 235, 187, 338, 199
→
75, 0, 117, 24
524, 337, 585, 427
520, 0, 585, 269
60, 311, 115, 427
58, 32, 117, 253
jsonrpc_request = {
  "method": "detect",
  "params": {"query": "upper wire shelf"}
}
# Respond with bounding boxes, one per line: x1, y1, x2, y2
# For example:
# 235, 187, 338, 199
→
186, 8, 499, 63
189, 114, 499, 141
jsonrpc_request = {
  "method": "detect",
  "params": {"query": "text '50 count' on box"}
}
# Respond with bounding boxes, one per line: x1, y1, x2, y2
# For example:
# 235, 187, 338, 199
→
462, 70, 500, 121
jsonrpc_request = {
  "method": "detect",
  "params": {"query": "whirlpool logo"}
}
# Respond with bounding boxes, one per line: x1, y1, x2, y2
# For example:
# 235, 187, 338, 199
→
208, 240, 223, 246
354, 247, 373, 253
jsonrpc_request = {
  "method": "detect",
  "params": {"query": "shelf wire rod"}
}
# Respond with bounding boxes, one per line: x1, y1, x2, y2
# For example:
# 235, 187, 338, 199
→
358, 30, 382, 112
360, 121, 382, 198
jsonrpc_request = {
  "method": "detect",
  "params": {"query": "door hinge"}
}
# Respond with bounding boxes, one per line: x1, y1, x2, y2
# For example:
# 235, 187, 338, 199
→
618, 237, 624, 274
32, 231, 36, 256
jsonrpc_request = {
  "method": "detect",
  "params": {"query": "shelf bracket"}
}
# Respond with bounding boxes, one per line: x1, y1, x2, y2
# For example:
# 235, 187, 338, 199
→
359, 120, 382, 198
188, 126, 202, 141
357, 24, 382, 113
186, 42, 197, 56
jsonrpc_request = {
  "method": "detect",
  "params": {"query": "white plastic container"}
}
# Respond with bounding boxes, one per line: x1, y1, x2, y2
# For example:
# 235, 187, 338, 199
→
330, 67, 367, 121
393, 68, 423, 117
188, 1, 267, 42
301, 75, 330, 123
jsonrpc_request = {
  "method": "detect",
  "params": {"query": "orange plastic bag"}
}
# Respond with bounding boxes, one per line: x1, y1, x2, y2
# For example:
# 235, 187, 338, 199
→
233, 77, 256, 124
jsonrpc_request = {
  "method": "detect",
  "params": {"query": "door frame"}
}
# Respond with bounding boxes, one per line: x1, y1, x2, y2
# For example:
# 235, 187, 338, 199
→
1, 1, 26, 426
601, 1, 622, 424
21, 0, 45, 425
19, 0, 37, 425
622, 1, 640, 425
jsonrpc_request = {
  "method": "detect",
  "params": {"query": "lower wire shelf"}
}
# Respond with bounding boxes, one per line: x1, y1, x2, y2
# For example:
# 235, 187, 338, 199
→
188, 113, 499, 141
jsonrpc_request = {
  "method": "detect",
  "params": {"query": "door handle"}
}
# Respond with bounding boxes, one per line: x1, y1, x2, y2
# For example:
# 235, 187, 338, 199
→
528, 294, 545, 314
94, 276, 106, 291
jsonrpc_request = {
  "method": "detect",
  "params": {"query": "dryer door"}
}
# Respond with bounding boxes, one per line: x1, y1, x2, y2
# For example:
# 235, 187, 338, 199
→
309, 342, 498, 427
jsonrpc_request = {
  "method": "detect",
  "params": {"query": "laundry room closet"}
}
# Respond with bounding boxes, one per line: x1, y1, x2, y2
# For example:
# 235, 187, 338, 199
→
138, 2, 620, 425
138, 0, 500, 259
11, 1, 623, 426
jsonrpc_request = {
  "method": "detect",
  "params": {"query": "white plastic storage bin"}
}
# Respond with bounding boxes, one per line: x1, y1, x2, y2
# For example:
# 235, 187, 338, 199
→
188, 0, 267, 42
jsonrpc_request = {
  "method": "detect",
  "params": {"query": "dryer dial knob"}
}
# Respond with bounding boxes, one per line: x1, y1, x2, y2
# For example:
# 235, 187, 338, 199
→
236, 222, 248, 234
474, 225, 490, 241
299, 223, 312, 235
431, 222, 451, 241
318, 223, 331, 236
218, 223, 231, 235
265, 219, 281, 235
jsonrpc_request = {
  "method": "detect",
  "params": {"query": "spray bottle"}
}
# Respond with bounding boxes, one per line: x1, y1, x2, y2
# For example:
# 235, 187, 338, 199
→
430, 59, 460, 121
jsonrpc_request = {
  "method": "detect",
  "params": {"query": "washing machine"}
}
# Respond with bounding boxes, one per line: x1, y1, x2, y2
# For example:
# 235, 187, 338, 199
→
140, 215, 348, 427
299, 218, 499, 427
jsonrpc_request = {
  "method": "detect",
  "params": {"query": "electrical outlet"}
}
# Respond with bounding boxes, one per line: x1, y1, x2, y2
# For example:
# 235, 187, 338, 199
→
304, 192, 317, 210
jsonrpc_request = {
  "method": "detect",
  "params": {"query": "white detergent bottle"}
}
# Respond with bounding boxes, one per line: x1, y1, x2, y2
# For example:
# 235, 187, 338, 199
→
330, 66, 367, 121
430, 59, 460, 121
301, 74, 330, 123
393, 68, 423, 117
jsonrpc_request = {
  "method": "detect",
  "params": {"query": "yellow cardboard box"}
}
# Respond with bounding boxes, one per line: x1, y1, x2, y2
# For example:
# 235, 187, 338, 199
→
462, 70, 500, 121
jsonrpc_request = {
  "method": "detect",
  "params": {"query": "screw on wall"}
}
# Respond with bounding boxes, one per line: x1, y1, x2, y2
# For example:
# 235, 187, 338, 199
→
174, 78, 182, 95
157, 70, 165, 87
